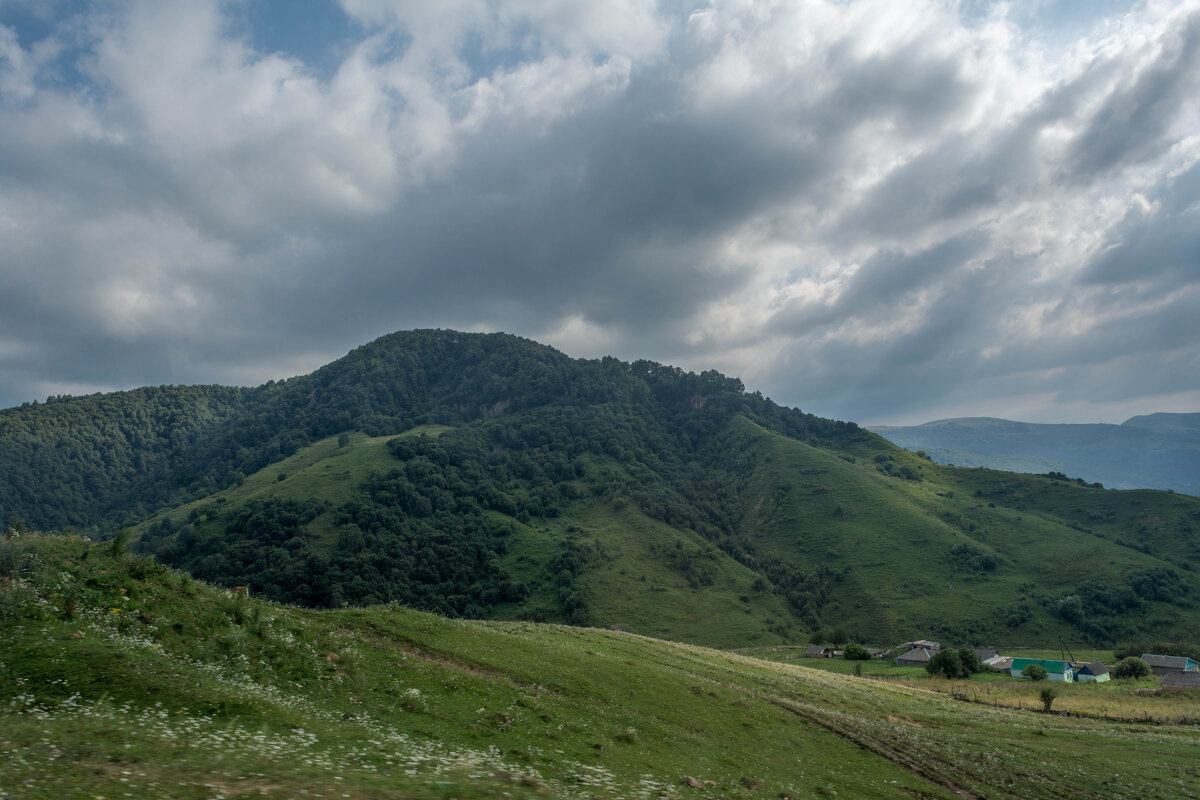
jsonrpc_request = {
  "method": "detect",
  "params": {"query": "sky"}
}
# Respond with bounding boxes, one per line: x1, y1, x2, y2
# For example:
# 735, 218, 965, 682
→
0, 0, 1198, 426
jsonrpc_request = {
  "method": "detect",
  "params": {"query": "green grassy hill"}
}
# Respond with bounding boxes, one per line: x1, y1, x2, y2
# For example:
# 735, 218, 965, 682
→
727, 418, 1200, 645
130, 412, 1200, 649
4, 330, 1199, 648
4, 533, 1199, 800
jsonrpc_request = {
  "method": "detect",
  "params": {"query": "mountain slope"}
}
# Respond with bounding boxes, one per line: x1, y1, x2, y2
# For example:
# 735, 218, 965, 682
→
4, 330, 1200, 648
871, 415, 1200, 494
131, 413, 1200, 648
728, 417, 1200, 644
4, 533, 1199, 800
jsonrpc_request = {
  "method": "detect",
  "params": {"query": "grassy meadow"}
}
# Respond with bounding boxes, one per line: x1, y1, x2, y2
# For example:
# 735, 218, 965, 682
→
4, 533, 1200, 800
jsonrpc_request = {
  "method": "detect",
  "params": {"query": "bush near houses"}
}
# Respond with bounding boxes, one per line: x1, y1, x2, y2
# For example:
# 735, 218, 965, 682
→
842, 643, 872, 660
1025, 663, 1049, 681
1111, 656, 1152, 679
925, 648, 985, 679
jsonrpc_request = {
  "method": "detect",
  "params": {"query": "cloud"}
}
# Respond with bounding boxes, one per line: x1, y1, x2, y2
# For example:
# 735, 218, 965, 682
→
1066, 9, 1200, 178
0, 0, 1198, 428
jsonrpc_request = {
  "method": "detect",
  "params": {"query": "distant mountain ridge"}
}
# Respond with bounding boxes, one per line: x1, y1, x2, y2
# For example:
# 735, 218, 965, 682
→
871, 413, 1200, 495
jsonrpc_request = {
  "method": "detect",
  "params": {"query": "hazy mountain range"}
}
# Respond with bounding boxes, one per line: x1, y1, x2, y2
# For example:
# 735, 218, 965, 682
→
871, 414, 1200, 496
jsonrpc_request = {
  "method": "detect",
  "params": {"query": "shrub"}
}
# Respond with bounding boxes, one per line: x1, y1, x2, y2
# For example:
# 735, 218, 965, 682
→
109, 528, 130, 560
1040, 686, 1058, 712
1024, 663, 1048, 681
1111, 656, 1151, 679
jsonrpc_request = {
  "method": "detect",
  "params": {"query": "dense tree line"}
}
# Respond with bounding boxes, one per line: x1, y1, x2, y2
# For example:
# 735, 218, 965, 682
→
0, 386, 249, 531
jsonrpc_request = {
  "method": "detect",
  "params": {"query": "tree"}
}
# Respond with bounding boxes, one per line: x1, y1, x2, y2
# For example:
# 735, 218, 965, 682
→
1111, 656, 1151, 679
843, 643, 871, 661
829, 627, 849, 647
1039, 685, 1058, 712
959, 648, 984, 674
109, 528, 130, 561
926, 649, 965, 679
1024, 663, 1048, 681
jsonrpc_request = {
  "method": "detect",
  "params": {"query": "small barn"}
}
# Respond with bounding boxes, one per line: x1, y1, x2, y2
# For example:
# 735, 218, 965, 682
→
805, 646, 833, 658
1141, 654, 1200, 676
1009, 658, 1074, 682
896, 647, 935, 668
1074, 662, 1110, 683
1161, 671, 1200, 690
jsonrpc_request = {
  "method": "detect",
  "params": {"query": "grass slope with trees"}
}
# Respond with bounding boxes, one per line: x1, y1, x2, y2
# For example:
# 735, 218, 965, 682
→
3, 330, 1199, 648
4, 533, 1199, 800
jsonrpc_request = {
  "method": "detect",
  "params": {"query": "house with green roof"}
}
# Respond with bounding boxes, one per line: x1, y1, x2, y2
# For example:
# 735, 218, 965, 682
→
1009, 658, 1075, 682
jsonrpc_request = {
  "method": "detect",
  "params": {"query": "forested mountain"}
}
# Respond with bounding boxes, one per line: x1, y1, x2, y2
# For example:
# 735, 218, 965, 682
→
1, 330, 858, 533
870, 415, 1200, 495
3, 330, 1199, 648
0, 385, 251, 528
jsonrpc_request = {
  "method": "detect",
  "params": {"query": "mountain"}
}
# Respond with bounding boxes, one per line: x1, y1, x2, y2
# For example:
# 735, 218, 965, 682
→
870, 415, 1200, 495
3, 330, 1200, 648
3, 533, 1196, 800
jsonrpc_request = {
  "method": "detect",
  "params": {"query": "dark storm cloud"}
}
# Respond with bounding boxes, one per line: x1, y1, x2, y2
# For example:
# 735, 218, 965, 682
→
0, 0, 1198, 425
1081, 161, 1200, 288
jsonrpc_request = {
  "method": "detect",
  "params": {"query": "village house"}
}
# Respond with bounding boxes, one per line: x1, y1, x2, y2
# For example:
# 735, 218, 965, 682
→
895, 647, 935, 667
972, 647, 999, 662
899, 640, 941, 652
1074, 662, 1110, 683
1161, 671, 1200, 690
805, 645, 833, 658
1141, 654, 1200, 676
1009, 658, 1075, 682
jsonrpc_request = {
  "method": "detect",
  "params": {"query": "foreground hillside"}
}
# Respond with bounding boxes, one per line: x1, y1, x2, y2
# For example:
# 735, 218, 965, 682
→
4, 534, 1200, 800
872, 414, 1200, 494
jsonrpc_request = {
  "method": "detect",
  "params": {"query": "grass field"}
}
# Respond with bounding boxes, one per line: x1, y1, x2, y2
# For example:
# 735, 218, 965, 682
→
4, 533, 1200, 800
